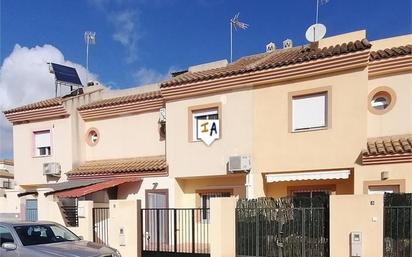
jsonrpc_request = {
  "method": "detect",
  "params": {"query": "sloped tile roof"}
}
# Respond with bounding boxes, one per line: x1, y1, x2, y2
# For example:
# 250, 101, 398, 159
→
3, 98, 62, 114
369, 45, 412, 61
363, 134, 412, 157
78, 90, 162, 111
161, 39, 372, 88
67, 155, 167, 177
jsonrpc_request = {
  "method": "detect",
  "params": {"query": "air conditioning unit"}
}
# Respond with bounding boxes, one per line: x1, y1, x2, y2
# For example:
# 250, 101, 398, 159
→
228, 155, 251, 172
43, 162, 61, 177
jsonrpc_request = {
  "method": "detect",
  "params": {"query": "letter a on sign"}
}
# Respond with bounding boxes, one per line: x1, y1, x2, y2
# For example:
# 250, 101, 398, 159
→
197, 119, 219, 145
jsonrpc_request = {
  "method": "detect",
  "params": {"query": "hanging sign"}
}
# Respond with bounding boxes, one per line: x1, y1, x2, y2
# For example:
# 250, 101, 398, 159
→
197, 119, 220, 146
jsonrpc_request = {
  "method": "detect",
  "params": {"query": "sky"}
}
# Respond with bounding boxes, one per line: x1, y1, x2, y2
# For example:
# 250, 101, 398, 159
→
0, 0, 411, 158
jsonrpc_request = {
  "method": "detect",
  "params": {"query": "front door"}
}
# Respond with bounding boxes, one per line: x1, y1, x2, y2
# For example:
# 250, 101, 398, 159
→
145, 190, 169, 251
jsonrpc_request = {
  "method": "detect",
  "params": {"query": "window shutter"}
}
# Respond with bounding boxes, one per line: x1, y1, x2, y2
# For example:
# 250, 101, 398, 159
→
34, 131, 51, 148
292, 93, 326, 130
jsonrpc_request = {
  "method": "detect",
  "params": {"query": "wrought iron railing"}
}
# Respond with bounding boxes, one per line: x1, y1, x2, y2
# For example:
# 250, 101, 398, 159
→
93, 207, 110, 245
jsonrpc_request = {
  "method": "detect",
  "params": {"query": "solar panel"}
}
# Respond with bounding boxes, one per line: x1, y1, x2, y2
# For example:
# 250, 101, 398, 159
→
50, 63, 82, 85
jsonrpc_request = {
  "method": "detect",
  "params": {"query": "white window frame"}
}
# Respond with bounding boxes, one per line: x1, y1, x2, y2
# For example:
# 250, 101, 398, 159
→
292, 92, 328, 132
33, 130, 51, 157
192, 109, 219, 141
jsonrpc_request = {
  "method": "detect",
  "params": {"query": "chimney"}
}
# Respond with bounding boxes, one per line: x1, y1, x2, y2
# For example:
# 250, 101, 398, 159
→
283, 39, 293, 49
266, 42, 276, 52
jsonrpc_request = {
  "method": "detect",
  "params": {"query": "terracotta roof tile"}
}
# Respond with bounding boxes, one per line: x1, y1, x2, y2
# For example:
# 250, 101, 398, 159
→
0, 160, 13, 166
3, 98, 63, 114
161, 39, 372, 88
369, 45, 412, 61
78, 90, 162, 111
363, 134, 412, 157
67, 155, 167, 177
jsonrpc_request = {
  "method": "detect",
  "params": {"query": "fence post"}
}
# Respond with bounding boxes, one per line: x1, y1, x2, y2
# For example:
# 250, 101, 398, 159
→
210, 197, 237, 257
192, 208, 195, 253
109, 200, 141, 257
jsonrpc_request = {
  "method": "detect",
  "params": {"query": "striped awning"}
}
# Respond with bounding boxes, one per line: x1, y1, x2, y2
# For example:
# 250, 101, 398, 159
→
265, 169, 350, 183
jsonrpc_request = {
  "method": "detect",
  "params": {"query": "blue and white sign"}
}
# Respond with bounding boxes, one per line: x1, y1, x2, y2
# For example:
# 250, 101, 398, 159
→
197, 119, 220, 146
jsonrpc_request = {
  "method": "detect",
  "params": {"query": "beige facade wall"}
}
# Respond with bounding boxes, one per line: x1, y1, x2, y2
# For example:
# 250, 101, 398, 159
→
13, 117, 73, 186
330, 194, 384, 257
175, 175, 246, 208
367, 72, 412, 137
84, 111, 165, 161
166, 90, 253, 178
252, 69, 367, 173
354, 163, 412, 194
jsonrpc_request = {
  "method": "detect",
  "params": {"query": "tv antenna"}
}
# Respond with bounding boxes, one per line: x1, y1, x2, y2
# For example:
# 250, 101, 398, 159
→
230, 13, 249, 62
84, 31, 96, 82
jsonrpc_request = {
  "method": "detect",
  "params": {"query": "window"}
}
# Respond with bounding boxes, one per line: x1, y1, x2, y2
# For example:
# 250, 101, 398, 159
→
368, 87, 396, 115
34, 130, 51, 157
199, 191, 232, 220
368, 185, 400, 195
192, 109, 219, 141
86, 128, 100, 146
2, 180, 11, 189
188, 103, 221, 142
0, 226, 14, 245
292, 92, 327, 131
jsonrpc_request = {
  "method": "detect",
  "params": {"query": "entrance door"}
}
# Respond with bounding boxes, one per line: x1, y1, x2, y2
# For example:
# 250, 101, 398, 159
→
145, 190, 169, 251
25, 199, 38, 222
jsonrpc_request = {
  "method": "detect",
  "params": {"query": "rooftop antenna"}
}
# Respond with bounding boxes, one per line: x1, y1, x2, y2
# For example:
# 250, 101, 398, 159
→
230, 13, 249, 63
84, 31, 96, 82
305, 0, 329, 42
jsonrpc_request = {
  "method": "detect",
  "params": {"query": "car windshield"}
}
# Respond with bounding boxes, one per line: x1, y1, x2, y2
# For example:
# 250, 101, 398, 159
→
14, 224, 80, 246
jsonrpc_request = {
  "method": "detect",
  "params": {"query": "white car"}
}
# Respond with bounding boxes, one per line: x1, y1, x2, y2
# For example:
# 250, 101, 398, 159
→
0, 221, 121, 257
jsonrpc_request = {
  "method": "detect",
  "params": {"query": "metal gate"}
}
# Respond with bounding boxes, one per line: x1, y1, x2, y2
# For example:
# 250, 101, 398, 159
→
93, 207, 110, 245
236, 196, 329, 257
141, 208, 210, 257
25, 199, 38, 222
384, 193, 411, 257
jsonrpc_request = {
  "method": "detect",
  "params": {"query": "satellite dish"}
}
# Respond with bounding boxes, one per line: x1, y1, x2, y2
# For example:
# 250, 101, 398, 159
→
305, 23, 327, 42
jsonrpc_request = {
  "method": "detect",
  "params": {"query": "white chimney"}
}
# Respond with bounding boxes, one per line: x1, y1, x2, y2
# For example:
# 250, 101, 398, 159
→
266, 42, 276, 52
283, 39, 293, 49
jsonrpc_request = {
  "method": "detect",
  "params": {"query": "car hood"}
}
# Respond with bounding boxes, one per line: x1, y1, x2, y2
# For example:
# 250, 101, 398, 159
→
26, 240, 114, 257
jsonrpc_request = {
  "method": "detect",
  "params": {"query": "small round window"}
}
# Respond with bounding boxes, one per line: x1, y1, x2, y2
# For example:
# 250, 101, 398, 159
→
86, 128, 99, 146
368, 87, 396, 115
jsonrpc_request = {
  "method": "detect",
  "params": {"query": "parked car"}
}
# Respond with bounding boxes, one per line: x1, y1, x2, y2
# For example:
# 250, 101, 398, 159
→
0, 221, 121, 257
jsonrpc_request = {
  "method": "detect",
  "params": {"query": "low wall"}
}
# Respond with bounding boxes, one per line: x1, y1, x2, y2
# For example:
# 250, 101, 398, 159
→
330, 194, 384, 257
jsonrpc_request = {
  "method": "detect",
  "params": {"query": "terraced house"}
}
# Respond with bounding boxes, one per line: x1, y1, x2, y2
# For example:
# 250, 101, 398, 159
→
0, 30, 411, 257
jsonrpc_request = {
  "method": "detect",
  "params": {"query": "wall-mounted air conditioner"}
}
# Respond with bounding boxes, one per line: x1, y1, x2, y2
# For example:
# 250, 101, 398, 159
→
43, 162, 61, 177
228, 155, 251, 173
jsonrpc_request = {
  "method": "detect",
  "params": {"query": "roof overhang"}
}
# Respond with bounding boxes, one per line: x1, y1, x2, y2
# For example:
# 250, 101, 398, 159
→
48, 177, 141, 198
265, 169, 351, 183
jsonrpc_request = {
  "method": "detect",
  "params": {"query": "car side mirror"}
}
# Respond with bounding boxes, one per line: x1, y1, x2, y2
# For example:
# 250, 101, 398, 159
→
2, 242, 17, 251
78, 236, 84, 240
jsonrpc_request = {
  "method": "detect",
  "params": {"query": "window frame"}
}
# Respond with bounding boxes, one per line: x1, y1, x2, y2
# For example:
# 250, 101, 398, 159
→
367, 86, 397, 115
188, 103, 222, 142
33, 129, 52, 158
363, 179, 405, 194
288, 87, 332, 133
196, 189, 233, 221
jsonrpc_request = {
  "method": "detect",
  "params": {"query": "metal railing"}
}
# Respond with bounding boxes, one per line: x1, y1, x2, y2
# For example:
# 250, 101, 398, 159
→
61, 205, 78, 227
93, 207, 110, 245
236, 207, 329, 257
141, 208, 210, 255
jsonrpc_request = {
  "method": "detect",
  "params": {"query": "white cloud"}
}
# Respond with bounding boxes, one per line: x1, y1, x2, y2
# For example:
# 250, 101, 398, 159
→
132, 67, 176, 85
111, 10, 140, 63
0, 44, 96, 158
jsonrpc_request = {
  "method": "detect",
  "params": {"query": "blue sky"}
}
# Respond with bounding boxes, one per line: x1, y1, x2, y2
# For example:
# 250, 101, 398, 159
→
1, 0, 411, 88
0, 0, 411, 158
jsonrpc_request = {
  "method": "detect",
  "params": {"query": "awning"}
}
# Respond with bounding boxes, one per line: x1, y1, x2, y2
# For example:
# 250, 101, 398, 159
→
265, 169, 351, 183
50, 177, 141, 198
